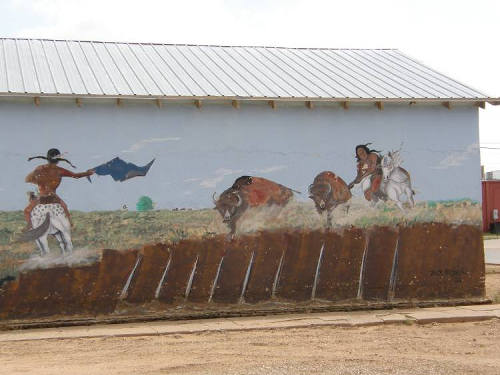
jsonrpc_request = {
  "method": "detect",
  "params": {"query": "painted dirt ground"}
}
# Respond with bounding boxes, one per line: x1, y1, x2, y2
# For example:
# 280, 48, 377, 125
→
0, 221, 485, 322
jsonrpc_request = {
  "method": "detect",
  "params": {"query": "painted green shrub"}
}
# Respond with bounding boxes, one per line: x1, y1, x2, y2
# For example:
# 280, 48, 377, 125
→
136, 196, 154, 212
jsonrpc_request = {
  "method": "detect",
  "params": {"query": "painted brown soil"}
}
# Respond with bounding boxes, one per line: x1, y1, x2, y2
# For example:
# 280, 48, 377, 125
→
0, 224, 486, 320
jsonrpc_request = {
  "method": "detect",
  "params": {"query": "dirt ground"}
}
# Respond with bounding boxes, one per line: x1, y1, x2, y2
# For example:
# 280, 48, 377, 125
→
486, 264, 500, 303
0, 267, 499, 375
0, 320, 499, 375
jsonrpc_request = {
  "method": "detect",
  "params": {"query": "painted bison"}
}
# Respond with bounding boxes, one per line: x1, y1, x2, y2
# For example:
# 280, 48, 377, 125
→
213, 176, 296, 237
308, 171, 352, 227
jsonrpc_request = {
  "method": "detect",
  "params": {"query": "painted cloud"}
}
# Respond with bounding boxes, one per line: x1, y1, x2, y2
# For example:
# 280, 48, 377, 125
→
122, 137, 181, 153
432, 143, 479, 169
252, 165, 288, 174
200, 168, 243, 189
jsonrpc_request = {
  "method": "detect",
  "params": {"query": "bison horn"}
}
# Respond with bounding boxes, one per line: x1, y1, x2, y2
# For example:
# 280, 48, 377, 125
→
212, 192, 218, 204
326, 183, 332, 194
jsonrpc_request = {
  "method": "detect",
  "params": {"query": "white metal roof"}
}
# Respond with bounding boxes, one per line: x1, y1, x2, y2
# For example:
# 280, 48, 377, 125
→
0, 38, 496, 103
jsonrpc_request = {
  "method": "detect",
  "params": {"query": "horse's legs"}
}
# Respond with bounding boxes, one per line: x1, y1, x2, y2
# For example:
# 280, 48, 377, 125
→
54, 231, 67, 255
51, 214, 73, 254
387, 185, 405, 213
344, 203, 350, 215
60, 229, 73, 253
37, 235, 50, 256
406, 186, 415, 207
35, 239, 44, 256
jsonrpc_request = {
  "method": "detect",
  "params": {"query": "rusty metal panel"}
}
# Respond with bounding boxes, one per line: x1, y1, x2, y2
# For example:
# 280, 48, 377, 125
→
244, 231, 286, 303
126, 243, 171, 304
315, 228, 366, 301
187, 236, 226, 303
453, 225, 485, 297
212, 235, 255, 304
275, 230, 324, 301
157, 240, 199, 304
0, 279, 19, 319
7, 267, 74, 318
394, 223, 484, 299
361, 226, 399, 301
88, 249, 139, 314
64, 264, 100, 314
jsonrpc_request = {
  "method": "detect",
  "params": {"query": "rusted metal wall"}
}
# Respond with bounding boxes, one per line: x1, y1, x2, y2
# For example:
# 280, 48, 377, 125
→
0, 224, 485, 321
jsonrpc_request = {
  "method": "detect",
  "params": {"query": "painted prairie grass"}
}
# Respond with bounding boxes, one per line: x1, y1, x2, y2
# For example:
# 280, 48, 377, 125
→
0, 198, 481, 279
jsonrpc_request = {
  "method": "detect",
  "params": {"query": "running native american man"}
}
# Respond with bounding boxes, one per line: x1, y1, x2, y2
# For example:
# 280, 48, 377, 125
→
24, 149, 94, 229
348, 144, 387, 202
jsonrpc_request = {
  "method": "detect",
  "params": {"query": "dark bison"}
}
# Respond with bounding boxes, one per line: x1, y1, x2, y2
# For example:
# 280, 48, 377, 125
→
308, 171, 352, 227
213, 176, 296, 236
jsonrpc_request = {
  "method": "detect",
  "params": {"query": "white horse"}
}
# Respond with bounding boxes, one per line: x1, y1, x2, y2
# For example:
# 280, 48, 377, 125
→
19, 202, 73, 256
380, 151, 415, 212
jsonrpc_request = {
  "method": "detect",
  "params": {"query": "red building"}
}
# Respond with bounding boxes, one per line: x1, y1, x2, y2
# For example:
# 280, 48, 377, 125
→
482, 180, 500, 232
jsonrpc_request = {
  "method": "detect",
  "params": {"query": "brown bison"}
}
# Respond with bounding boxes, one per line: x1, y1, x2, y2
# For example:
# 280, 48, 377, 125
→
308, 171, 352, 227
213, 176, 296, 236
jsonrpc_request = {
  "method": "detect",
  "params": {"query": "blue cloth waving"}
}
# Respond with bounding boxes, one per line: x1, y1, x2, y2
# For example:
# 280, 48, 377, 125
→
92, 157, 155, 182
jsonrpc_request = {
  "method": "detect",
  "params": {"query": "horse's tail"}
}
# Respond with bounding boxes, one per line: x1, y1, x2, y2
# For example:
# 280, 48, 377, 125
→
16, 213, 50, 242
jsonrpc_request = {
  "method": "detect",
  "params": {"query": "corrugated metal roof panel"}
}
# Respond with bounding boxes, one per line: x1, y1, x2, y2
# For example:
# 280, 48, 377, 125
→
0, 38, 494, 101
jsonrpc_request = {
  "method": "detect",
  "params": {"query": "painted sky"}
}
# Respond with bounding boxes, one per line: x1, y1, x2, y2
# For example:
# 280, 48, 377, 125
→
0, 0, 498, 170
0, 100, 480, 211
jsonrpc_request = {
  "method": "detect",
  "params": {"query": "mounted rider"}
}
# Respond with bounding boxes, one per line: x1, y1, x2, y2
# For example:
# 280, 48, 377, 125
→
24, 149, 94, 229
348, 144, 387, 202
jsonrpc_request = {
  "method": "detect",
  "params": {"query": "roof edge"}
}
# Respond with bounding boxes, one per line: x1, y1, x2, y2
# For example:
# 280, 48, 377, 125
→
0, 93, 497, 104
0, 37, 398, 51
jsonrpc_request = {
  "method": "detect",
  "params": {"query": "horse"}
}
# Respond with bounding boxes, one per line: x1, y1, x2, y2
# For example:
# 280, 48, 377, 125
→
19, 198, 73, 256
380, 151, 415, 212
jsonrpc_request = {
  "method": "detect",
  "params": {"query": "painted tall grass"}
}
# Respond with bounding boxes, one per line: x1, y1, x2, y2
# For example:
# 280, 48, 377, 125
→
0, 198, 481, 279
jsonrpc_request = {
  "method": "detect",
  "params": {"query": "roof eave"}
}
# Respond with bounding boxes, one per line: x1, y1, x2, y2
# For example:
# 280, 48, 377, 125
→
0, 92, 497, 104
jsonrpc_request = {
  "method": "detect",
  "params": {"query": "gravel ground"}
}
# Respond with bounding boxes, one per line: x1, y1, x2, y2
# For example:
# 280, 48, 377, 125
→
0, 320, 499, 375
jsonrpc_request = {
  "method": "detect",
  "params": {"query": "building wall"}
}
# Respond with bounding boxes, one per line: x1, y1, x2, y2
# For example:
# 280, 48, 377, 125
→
0, 98, 485, 321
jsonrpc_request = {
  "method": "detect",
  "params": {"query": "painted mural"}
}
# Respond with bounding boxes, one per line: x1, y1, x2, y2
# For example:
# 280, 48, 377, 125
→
0, 102, 485, 321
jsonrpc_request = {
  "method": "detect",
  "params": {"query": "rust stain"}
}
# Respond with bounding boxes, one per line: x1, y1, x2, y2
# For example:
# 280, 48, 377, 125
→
157, 239, 199, 304
245, 231, 286, 303
88, 249, 139, 314
0, 224, 486, 320
126, 243, 171, 304
315, 228, 366, 301
276, 230, 324, 301
362, 226, 399, 300
187, 236, 226, 303
0, 279, 20, 319
395, 223, 483, 299
8, 267, 74, 318
64, 264, 100, 314
452, 225, 485, 297
212, 235, 254, 304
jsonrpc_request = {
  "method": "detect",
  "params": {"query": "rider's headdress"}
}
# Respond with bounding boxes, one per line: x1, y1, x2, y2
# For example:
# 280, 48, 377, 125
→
27, 148, 76, 168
